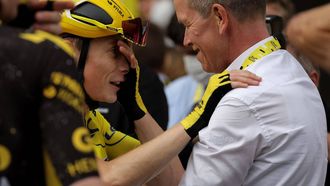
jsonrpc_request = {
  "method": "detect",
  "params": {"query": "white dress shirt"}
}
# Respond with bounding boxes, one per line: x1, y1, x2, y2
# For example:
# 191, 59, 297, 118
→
180, 37, 328, 186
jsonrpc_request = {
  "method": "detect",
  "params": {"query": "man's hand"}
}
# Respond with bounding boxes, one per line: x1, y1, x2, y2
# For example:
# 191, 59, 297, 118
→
117, 40, 148, 121
8, 0, 74, 35
181, 70, 261, 139
29, 0, 74, 34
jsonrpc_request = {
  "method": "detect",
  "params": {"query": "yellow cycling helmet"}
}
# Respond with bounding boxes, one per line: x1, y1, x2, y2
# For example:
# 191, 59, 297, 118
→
61, 0, 148, 46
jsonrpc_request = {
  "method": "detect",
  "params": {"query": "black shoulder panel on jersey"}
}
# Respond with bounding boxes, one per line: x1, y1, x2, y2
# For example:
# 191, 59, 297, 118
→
19, 30, 75, 58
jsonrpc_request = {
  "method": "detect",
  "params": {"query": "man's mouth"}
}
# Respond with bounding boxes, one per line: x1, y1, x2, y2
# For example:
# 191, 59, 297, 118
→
192, 47, 200, 55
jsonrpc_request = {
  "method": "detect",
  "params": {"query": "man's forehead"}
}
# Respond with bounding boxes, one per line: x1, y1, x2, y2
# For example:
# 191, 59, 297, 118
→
173, 0, 190, 22
175, 2, 203, 26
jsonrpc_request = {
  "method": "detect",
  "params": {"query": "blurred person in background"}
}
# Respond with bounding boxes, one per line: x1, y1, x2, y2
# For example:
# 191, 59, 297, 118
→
138, 0, 186, 85
149, 0, 174, 31
139, 0, 155, 20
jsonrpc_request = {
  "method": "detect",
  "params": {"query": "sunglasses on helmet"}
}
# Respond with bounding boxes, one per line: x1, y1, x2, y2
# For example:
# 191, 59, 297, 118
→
70, 9, 148, 46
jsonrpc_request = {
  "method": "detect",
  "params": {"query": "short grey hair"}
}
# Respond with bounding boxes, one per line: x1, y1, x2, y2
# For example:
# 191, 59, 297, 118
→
188, 0, 266, 22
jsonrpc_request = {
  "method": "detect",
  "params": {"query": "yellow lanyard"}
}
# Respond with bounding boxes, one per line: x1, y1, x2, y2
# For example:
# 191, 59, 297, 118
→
240, 37, 281, 70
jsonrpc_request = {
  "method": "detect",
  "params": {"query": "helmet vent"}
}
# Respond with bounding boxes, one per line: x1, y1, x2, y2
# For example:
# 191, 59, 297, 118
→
71, 2, 113, 25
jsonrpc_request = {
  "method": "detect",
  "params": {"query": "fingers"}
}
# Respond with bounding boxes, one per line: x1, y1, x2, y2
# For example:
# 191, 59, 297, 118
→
28, 0, 74, 10
35, 11, 61, 23
118, 40, 137, 68
229, 70, 262, 88
33, 23, 62, 35
28, 0, 74, 35
52, 0, 75, 11
231, 81, 248, 88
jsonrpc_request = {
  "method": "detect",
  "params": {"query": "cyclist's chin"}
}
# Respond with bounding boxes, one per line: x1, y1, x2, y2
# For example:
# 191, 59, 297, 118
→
88, 90, 117, 104
102, 94, 117, 104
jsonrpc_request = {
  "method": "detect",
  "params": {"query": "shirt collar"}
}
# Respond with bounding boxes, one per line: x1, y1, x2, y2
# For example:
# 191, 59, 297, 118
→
227, 36, 275, 71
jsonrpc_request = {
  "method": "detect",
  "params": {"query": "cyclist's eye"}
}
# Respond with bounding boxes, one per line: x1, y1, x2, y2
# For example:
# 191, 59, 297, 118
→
109, 45, 120, 58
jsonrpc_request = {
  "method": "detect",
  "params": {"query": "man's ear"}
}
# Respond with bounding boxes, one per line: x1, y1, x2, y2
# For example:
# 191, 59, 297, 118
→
309, 70, 320, 87
212, 4, 228, 34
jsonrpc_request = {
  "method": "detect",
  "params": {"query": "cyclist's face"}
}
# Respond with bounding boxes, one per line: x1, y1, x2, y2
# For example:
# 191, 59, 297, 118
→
83, 37, 129, 103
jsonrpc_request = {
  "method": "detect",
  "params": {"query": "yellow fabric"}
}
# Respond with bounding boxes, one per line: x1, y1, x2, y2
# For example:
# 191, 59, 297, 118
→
85, 110, 141, 160
181, 70, 231, 130
44, 151, 62, 186
20, 30, 75, 57
193, 83, 205, 104
241, 38, 281, 70
61, 0, 135, 38
135, 64, 148, 114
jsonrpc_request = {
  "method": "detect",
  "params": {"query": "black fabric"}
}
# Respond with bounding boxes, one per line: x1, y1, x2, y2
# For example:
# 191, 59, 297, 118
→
265, 15, 286, 49
77, 39, 90, 71
117, 63, 146, 121
99, 102, 134, 136
323, 99, 330, 186
72, 2, 113, 25
179, 141, 194, 169
6, 4, 36, 28
0, 26, 98, 185
186, 81, 232, 139
323, 100, 330, 133
139, 63, 168, 130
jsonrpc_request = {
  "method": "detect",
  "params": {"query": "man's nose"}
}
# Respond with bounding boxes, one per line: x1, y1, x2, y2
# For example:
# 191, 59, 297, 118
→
183, 29, 192, 47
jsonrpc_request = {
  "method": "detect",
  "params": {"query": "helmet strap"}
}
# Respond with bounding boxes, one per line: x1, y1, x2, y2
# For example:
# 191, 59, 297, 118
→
78, 39, 99, 110
77, 39, 90, 71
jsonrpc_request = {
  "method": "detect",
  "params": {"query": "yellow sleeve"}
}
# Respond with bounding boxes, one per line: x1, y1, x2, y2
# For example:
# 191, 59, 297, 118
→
85, 110, 141, 161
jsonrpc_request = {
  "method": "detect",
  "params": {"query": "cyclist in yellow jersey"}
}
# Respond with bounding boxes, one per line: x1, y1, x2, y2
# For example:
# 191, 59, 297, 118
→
60, 0, 262, 185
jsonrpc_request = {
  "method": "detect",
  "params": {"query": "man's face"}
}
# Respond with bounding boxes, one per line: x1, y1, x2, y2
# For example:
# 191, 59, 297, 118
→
0, 0, 20, 22
83, 37, 129, 104
174, 0, 227, 73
